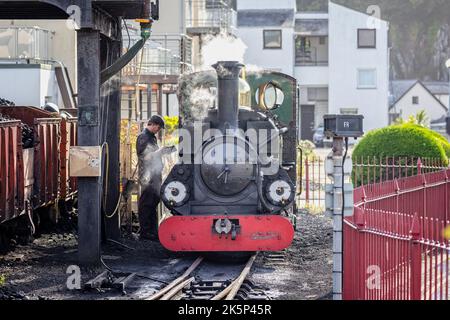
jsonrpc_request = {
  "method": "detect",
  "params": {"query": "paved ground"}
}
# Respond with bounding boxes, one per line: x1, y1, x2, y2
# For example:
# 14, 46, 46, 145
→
0, 213, 332, 300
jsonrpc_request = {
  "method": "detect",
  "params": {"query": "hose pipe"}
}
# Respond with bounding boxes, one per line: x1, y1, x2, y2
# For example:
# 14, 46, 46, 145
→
100, 37, 147, 84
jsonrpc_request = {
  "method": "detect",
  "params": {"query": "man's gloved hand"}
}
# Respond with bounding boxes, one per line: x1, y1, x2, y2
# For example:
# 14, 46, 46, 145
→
161, 145, 177, 155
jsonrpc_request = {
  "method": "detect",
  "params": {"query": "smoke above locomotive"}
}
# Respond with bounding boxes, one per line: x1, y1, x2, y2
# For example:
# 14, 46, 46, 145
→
158, 61, 297, 253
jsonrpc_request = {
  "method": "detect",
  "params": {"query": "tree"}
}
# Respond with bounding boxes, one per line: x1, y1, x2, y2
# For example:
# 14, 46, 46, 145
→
393, 110, 430, 127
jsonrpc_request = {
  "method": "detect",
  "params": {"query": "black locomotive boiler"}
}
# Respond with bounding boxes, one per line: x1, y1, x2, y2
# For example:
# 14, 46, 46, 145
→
158, 61, 296, 252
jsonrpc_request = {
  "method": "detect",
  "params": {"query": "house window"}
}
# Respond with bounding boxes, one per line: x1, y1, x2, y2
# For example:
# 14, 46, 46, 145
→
319, 36, 326, 45
307, 88, 328, 101
358, 29, 376, 48
263, 30, 282, 49
357, 69, 377, 89
412, 96, 419, 104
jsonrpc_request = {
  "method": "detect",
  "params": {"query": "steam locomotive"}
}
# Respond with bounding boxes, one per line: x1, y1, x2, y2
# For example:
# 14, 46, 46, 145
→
158, 61, 299, 252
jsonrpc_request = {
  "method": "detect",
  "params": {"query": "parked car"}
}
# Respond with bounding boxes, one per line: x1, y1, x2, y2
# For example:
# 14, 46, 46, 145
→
313, 125, 360, 148
313, 126, 331, 148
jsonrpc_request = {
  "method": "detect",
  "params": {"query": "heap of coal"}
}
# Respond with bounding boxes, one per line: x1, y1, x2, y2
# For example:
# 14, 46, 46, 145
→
0, 97, 15, 106
0, 113, 35, 149
21, 124, 35, 149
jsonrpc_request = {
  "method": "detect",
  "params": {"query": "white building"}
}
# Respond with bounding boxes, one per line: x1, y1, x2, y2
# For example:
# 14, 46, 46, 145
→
389, 80, 449, 124
0, 22, 77, 108
236, 0, 390, 140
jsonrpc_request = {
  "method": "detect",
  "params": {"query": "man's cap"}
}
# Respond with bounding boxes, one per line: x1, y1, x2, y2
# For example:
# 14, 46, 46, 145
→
148, 115, 165, 129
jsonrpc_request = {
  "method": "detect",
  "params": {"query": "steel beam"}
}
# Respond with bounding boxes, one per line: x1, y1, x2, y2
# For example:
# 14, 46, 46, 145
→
93, 6, 122, 40
77, 28, 102, 266
123, 75, 179, 85
0, 0, 147, 20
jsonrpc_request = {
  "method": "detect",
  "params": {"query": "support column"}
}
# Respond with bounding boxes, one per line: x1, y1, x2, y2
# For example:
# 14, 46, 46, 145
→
147, 84, 153, 118
157, 83, 163, 115
325, 137, 354, 300
157, 84, 163, 140
105, 38, 122, 240
77, 29, 102, 266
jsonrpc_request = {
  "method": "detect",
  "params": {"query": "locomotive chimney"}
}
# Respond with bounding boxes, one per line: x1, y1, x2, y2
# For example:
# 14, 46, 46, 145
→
212, 61, 243, 131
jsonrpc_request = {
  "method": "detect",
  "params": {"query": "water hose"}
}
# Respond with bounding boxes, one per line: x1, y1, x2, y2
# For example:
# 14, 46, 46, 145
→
100, 19, 153, 85
100, 37, 147, 85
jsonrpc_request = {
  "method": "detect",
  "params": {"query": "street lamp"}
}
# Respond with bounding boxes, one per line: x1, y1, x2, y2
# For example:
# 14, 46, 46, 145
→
447, 59, 450, 136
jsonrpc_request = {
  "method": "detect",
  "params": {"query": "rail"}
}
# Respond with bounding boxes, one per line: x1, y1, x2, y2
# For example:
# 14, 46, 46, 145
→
185, 0, 237, 34
0, 26, 52, 61
295, 46, 328, 66
122, 34, 193, 77
145, 254, 258, 300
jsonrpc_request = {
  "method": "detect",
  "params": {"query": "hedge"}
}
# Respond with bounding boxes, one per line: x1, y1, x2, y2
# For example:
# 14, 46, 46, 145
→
352, 124, 449, 185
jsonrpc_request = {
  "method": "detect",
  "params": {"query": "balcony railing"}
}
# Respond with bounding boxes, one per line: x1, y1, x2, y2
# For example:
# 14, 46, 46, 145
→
295, 46, 328, 66
122, 34, 193, 77
185, 0, 237, 34
0, 27, 52, 61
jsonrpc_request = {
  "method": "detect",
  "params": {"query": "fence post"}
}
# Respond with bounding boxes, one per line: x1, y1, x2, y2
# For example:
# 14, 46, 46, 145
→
445, 169, 449, 223
417, 158, 422, 175
305, 157, 310, 205
410, 213, 422, 300
355, 207, 366, 300
394, 179, 400, 213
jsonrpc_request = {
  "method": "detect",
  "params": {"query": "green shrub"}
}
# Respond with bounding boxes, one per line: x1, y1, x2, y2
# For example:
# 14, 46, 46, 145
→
352, 124, 449, 185
416, 125, 450, 158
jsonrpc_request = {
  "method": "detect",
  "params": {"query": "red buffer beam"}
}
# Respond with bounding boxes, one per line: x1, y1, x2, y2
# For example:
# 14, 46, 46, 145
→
159, 215, 295, 252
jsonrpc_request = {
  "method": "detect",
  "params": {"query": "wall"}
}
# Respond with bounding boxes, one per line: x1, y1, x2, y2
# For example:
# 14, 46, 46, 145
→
295, 66, 329, 86
328, 2, 390, 132
0, 64, 58, 107
152, 0, 184, 34
237, 0, 296, 10
393, 84, 448, 122
237, 27, 295, 76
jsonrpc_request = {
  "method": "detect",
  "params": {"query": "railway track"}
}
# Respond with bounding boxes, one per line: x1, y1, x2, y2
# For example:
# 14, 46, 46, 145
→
146, 254, 267, 300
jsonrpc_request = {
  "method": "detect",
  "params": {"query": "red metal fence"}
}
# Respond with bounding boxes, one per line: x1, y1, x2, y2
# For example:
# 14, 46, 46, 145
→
344, 158, 450, 300
298, 156, 327, 213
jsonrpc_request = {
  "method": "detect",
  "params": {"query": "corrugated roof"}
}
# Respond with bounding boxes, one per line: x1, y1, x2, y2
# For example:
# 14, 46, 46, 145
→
237, 9, 295, 28
295, 19, 328, 36
422, 81, 449, 95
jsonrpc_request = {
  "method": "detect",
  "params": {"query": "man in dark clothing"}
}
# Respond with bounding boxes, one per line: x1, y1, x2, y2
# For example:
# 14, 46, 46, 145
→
136, 115, 175, 241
